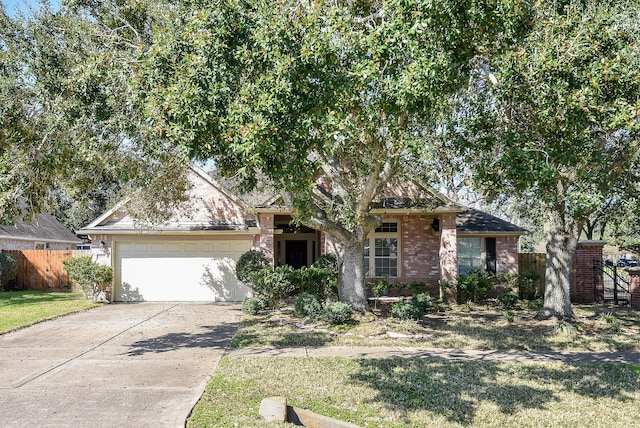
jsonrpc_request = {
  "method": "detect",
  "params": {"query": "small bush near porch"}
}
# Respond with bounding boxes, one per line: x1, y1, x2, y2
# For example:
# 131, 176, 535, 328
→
0, 291, 101, 334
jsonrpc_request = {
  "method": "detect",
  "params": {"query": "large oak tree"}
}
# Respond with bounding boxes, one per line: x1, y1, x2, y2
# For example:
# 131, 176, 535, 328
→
464, 0, 640, 319
135, 0, 530, 311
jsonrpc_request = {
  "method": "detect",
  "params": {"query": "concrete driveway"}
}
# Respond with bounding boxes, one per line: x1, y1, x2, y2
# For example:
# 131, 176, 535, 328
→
0, 303, 241, 428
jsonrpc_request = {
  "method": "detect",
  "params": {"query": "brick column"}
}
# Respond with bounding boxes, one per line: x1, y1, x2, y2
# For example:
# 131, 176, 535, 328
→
257, 213, 275, 266
628, 267, 640, 310
573, 240, 606, 304
438, 213, 458, 302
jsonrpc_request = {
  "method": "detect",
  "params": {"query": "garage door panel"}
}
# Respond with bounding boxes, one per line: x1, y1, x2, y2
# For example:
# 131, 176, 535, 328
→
149, 243, 166, 253
166, 243, 182, 253
115, 240, 252, 302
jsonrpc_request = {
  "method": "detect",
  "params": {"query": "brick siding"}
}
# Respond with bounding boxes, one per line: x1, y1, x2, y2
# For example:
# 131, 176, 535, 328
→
496, 236, 519, 274
573, 241, 605, 304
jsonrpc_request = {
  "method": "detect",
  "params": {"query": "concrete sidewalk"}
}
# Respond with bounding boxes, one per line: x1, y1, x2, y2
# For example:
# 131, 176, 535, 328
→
226, 345, 640, 364
0, 303, 241, 428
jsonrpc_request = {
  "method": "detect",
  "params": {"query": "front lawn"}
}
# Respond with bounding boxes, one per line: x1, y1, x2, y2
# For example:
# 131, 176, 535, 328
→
0, 291, 101, 334
230, 303, 640, 352
188, 356, 640, 428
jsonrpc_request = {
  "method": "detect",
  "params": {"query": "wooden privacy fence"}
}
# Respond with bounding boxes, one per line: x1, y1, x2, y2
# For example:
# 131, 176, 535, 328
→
2, 249, 91, 291
518, 252, 546, 294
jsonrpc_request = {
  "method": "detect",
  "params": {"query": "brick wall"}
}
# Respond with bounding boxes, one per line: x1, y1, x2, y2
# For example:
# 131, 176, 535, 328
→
629, 268, 640, 309
398, 215, 440, 283
496, 236, 519, 274
573, 241, 605, 304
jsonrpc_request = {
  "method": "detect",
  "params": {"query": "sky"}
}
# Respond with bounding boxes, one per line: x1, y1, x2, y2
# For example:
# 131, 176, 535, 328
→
2, 0, 60, 17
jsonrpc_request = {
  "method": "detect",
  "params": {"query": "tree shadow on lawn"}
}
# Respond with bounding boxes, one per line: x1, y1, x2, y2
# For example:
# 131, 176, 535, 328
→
421, 316, 639, 352
125, 322, 238, 356
350, 359, 639, 426
230, 316, 336, 347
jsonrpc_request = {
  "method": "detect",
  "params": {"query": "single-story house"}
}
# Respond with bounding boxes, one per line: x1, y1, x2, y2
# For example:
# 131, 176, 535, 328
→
0, 212, 81, 251
78, 165, 527, 302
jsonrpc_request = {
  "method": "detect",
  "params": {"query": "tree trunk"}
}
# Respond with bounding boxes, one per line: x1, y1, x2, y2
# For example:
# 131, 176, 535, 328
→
583, 220, 595, 240
539, 216, 578, 320
338, 234, 369, 313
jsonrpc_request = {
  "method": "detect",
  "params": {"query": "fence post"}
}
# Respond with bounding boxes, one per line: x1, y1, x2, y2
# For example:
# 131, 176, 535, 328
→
628, 267, 640, 310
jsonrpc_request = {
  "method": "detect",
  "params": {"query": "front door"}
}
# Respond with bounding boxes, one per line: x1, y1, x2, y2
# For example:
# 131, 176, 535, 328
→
286, 241, 308, 269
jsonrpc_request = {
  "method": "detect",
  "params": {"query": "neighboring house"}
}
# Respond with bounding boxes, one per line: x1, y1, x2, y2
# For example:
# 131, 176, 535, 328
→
78, 165, 527, 302
0, 212, 81, 251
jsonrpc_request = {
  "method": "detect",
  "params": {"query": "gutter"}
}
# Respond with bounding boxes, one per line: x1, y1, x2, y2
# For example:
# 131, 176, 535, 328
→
76, 228, 260, 236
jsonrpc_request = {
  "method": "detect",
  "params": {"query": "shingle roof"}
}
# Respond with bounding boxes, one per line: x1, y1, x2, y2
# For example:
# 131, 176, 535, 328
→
456, 209, 528, 234
0, 213, 81, 243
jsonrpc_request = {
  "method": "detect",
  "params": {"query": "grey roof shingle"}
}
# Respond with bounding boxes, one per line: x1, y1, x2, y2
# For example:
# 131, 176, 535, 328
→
456, 209, 528, 234
0, 213, 80, 243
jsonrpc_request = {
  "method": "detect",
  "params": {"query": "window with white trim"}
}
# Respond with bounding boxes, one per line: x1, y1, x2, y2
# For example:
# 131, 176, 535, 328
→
364, 222, 399, 277
457, 237, 483, 275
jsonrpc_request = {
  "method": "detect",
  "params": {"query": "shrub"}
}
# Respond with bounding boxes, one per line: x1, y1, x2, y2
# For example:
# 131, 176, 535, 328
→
241, 297, 267, 315
456, 269, 494, 302
311, 254, 338, 271
503, 310, 515, 323
390, 301, 425, 320
236, 250, 270, 285
0, 253, 18, 290
62, 257, 113, 301
518, 269, 542, 300
599, 311, 622, 332
294, 293, 323, 317
411, 293, 435, 312
408, 281, 427, 295
322, 302, 353, 325
555, 321, 576, 335
311, 255, 339, 298
250, 266, 296, 308
290, 267, 334, 300
497, 293, 519, 309
370, 278, 389, 297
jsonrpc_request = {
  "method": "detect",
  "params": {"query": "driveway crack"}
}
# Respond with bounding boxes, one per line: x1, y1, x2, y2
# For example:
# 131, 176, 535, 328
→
14, 303, 180, 388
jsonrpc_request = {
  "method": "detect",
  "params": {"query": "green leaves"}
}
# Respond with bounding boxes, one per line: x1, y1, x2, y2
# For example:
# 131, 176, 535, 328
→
468, 0, 640, 218
460, 0, 640, 316
136, 0, 532, 218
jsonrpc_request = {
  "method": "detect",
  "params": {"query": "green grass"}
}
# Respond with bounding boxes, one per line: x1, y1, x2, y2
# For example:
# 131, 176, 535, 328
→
0, 291, 101, 334
188, 357, 640, 428
230, 304, 640, 352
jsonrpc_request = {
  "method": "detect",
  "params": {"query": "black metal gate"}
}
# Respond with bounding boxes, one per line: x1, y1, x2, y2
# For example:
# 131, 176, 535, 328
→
594, 259, 631, 305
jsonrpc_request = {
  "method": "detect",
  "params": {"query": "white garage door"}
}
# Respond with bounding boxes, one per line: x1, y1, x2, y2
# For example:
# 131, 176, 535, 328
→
115, 240, 253, 302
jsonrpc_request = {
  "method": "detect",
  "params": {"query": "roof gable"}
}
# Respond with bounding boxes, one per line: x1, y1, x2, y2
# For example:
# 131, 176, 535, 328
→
250, 177, 462, 212
80, 165, 255, 233
371, 180, 461, 210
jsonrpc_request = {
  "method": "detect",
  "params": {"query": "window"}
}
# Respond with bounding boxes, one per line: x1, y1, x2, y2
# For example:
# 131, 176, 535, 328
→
375, 222, 398, 233
34, 243, 45, 250
365, 222, 399, 277
457, 238, 483, 275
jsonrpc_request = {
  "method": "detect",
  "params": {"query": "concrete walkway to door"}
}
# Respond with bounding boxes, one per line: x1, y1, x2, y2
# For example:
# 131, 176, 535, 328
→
0, 303, 241, 428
